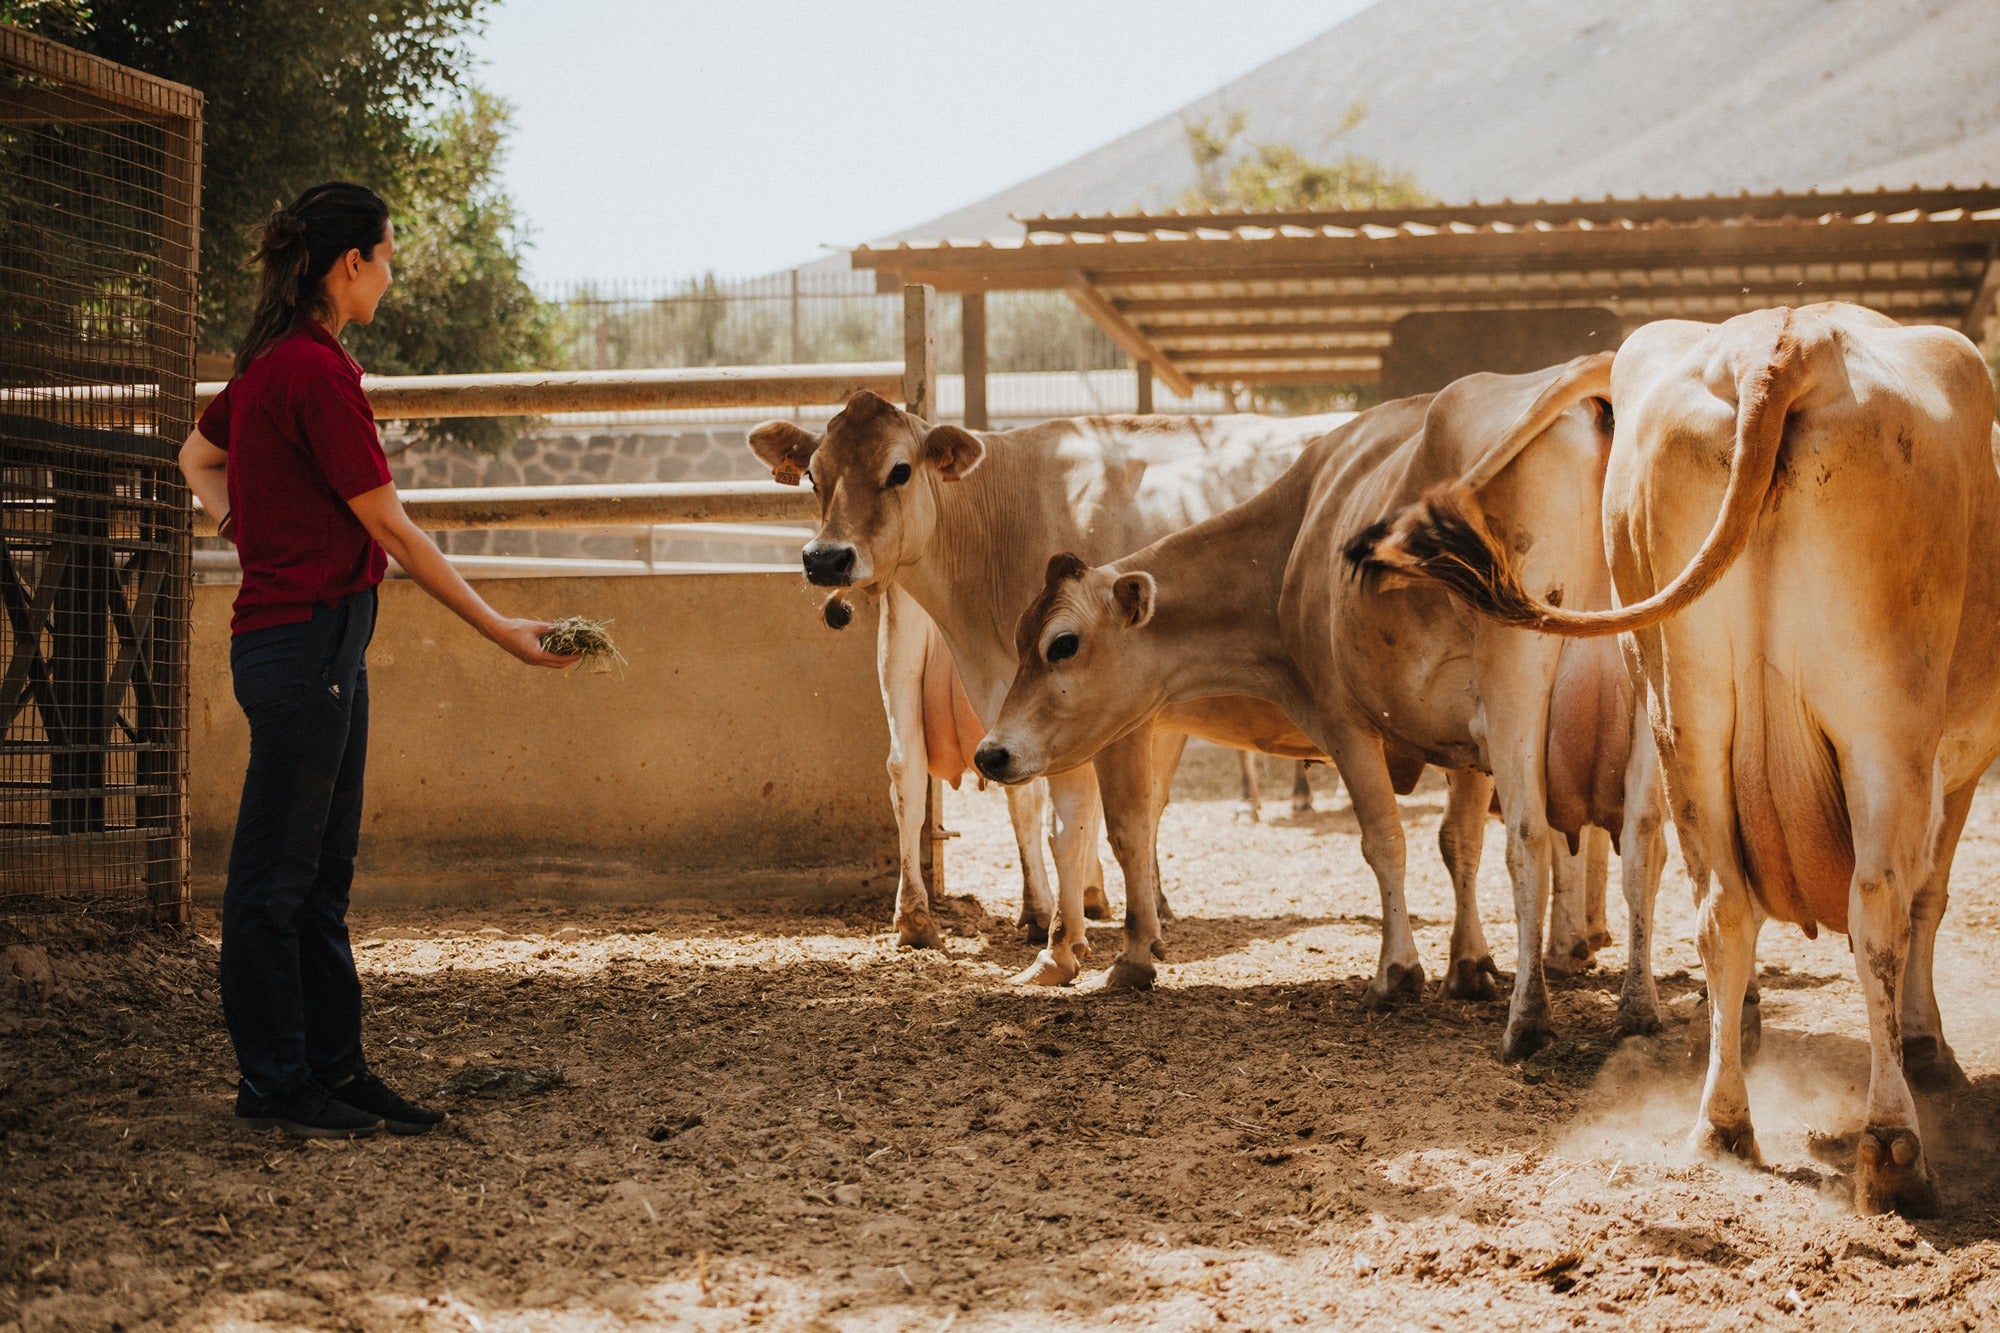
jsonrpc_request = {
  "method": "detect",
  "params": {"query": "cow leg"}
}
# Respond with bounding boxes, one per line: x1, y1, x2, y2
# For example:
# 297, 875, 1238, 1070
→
1691, 870, 1762, 1165
1439, 767, 1500, 1000
1328, 730, 1422, 1009
1097, 727, 1167, 990
1079, 781, 1112, 921
1496, 793, 1557, 1061
1292, 761, 1315, 814
1903, 782, 1972, 1092
1148, 729, 1189, 923
1585, 827, 1613, 953
879, 587, 942, 950
1005, 779, 1055, 944
1013, 765, 1099, 986
1235, 751, 1262, 823
1847, 758, 1942, 1217
1544, 834, 1595, 977
1615, 716, 1667, 1036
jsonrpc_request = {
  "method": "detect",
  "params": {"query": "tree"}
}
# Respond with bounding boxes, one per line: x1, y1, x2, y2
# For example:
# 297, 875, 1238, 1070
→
346, 91, 555, 449
1178, 100, 1433, 213
1176, 103, 1433, 411
8, 0, 551, 445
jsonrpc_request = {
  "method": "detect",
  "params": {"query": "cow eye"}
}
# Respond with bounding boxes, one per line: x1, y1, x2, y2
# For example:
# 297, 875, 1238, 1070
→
884, 462, 912, 488
1046, 632, 1079, 663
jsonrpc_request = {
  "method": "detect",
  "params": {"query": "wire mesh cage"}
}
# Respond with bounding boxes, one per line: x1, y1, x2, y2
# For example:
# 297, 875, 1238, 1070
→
0, 27, 202, 927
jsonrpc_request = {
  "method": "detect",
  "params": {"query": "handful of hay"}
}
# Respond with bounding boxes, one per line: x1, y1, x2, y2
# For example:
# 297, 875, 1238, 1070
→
540, 616, 627, 672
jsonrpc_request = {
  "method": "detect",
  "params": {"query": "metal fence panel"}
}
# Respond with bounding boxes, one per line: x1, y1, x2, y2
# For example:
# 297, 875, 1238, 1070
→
1, 29, 201, 926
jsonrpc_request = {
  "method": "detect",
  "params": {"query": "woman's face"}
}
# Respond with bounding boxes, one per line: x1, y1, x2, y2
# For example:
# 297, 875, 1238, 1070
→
336, 219, 396, 326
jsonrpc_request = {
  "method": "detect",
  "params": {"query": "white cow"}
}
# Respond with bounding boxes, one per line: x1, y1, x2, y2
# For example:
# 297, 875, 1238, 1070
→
748, 392, 1341, 962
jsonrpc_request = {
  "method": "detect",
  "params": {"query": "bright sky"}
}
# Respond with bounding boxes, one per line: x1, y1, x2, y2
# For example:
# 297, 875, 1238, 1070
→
471, 0, 1375, 286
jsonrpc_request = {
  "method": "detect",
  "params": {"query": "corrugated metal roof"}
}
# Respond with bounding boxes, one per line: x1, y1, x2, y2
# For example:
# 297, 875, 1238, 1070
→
850, 187, 2000, 386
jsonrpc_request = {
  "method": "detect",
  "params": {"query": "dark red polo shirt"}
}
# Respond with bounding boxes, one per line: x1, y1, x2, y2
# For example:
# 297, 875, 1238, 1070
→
197, 321, 393, 635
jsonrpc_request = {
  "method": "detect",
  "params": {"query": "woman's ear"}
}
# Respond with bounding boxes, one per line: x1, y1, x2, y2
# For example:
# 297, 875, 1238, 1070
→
922, 424, 986, 481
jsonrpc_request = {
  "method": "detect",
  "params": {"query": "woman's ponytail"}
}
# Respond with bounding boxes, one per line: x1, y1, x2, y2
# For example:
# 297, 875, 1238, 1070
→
234, 183, 391, 375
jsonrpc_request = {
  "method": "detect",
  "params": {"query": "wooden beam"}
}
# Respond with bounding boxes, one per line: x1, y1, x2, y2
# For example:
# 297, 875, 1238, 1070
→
962, 291, 988, 429
1064, 274, 1195, 397
1962, 253, 2000, 340
855, 222, 2000, 283
903, 285, 937, 421
1021, 186, 2000, 236
1135, 360, 1154, 414
1111, 274, 1979, 315
1190, 367, 1382, 386
1148, 326, 1393, 350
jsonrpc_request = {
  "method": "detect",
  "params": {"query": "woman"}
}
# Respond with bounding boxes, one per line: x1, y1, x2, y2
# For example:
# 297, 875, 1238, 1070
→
179, 182, 575, 1139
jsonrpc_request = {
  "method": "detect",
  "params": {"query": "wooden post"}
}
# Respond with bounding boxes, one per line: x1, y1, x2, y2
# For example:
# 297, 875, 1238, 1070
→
962, 291, 988, 429
1135, 358, 1154, 414
902, 284, 946, 890
789, 267, 805, 420
902, 283, 937, 420
148, 106, 202, 926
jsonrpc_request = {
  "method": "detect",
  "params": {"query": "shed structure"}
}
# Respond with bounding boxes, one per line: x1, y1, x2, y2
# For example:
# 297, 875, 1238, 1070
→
851, 187, 2000, 417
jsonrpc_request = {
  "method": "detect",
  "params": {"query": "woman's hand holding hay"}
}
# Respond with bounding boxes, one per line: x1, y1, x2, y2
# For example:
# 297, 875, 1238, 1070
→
493, 617, 580, 669
537, 616, 626, 673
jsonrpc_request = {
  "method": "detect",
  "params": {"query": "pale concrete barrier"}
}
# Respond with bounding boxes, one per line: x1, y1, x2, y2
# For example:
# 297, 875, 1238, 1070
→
188, 573, 896, 905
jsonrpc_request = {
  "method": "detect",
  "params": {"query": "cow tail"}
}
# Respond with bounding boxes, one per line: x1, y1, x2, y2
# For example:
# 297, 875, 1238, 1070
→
1353, 310, 1806, 639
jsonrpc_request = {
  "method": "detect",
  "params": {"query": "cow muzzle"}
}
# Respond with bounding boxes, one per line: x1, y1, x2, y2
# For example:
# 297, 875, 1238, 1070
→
973, 740, 1024, 785
801, 541, 859, 587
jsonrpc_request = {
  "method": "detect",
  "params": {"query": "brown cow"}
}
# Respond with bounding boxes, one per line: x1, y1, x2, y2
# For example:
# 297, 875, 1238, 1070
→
974, 365, 1668, 1053
1356, 303, 1999, 1215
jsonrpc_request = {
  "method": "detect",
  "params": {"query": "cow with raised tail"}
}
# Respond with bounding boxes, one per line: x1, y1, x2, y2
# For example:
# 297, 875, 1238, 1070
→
1352, 303, 1999, 1217
748, 392, 1342, 966
972, 362, 1669, 1050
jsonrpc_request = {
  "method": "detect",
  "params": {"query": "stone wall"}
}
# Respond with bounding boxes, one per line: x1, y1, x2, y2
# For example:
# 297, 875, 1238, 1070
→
387, 423, 799, 565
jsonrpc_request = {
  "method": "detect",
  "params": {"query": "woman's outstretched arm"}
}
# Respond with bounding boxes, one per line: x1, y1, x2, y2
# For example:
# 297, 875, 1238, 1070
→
345, 481, 577, 668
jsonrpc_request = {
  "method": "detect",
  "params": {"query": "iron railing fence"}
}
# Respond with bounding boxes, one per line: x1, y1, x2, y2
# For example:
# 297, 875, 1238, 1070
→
545, 270, 1128, 379
0, 28, 202, 926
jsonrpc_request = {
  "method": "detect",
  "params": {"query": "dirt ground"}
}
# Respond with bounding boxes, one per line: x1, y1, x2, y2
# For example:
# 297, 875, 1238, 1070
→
4, 749, 2000, 1332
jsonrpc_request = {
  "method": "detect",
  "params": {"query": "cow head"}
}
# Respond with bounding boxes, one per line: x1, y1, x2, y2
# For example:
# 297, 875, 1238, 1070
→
973, 552, 1162, 784
746, 389, 984, 591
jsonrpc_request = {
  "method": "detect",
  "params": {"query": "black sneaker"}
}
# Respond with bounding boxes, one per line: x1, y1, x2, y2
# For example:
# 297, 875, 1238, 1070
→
234, 1080, 383, 1139
331, 1070, 445, 1136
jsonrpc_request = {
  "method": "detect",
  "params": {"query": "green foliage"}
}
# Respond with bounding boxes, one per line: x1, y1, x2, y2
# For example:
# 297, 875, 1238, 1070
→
1178, 100, 1433, 213
1177, 102, 1429, 405
18, 0, 549, 447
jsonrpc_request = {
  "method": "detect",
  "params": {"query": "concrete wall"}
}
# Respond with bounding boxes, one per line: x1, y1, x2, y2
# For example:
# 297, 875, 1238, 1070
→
189, 574, 897, 904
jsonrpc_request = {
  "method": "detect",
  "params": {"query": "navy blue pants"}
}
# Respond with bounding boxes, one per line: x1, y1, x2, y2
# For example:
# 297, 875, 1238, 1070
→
220, 590, 376, 1097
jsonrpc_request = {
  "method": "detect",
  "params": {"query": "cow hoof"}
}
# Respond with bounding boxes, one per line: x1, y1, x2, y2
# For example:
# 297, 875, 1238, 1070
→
1105, 958, 1156, 991
1589, 928, 1615, 952
1017, 916, 1051, 946
1500, 1017, 1554, 1063
1542, 948, 1587, 980
1444, 955, 1500, 1001
1233, 801, 1259, 824
1902, 1036, 1971, 1094
1155, 891, 1175, 924
1083, 887, 1112, 920
1009, 950, 1079, 987
1693, 1119, 1762, 1166
1615, 1001, 1662, 1038
1362, 962, 1425, 1011
895, 915, 946, 951
1856, 1127, 1940, 1217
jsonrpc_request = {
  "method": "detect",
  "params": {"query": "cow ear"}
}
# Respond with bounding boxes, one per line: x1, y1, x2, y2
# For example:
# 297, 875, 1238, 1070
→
923, 424, 986, 481
747, 420, 819, 486
1111, 571, 1155, 628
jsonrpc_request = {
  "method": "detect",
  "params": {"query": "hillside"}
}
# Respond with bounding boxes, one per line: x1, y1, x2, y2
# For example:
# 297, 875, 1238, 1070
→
879, 0, 2000, 244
